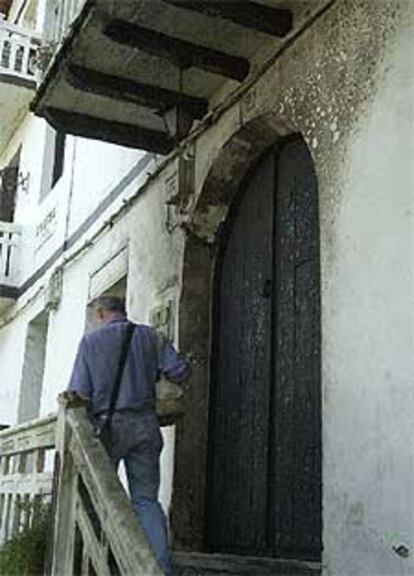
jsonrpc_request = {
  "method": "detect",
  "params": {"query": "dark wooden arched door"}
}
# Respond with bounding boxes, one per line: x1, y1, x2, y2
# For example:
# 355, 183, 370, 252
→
207, 136, 322, 561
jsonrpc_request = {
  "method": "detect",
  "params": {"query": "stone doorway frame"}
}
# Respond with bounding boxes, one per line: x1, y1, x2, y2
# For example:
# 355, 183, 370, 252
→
170, 112, 319, 552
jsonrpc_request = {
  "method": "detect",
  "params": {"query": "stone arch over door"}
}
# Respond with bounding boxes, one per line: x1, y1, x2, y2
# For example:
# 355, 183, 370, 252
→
171, 113, 322, 561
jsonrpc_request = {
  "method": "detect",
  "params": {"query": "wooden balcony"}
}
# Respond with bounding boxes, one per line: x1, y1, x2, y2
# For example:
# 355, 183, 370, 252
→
0, 18, 40, 155
28, 0, 331, 154
0, 221, 21, 308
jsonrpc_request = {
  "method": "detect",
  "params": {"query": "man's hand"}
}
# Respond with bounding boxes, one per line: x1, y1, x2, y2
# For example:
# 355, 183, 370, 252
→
58, 390, 90, 408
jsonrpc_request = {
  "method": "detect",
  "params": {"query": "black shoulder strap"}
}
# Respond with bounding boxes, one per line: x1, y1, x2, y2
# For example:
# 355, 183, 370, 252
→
107, 322, 135, 424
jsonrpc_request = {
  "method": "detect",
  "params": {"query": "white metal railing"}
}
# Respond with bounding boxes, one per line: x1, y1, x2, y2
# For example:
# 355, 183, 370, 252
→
0, 221, 21, 287
0, 18, 40, 82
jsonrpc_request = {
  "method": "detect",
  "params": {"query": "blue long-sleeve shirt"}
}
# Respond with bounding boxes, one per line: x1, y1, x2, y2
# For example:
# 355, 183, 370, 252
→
68, 317, 190, 415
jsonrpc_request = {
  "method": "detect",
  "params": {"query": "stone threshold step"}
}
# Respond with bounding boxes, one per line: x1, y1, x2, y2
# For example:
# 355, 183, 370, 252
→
173, 551, 322, 576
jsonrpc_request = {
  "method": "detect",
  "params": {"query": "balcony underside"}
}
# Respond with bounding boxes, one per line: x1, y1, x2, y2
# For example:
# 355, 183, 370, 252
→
0, 78, 36, 156
31, 0, 326, 154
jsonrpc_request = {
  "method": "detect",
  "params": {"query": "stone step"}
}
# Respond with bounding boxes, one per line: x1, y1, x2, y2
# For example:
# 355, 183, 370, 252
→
173, 552, 322, 576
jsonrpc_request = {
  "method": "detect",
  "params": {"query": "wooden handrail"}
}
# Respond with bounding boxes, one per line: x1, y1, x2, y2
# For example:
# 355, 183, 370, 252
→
0, 396, 174, 574
0, 414, 56, 455
49, 393, 163, 575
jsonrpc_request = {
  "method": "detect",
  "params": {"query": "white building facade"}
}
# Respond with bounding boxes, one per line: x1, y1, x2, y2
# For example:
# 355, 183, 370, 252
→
0, 0, 413, 575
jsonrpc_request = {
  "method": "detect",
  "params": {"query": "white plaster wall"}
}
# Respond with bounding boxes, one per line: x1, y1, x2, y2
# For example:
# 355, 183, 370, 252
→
6, 116, 71, 282
2, 105, 154, 292
187, 3, 414, 571
36, 170, 184, 513
67, 138, 146, 237
5, 130, 155, 336
322, 18, 414, 576
0, 149, 182, 508
0, 319, 26, 425
0, 86, 178, 511
0, 290, 50, 425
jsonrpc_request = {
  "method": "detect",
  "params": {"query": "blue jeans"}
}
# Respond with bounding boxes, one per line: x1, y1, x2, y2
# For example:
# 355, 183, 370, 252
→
106, 410, 172, 576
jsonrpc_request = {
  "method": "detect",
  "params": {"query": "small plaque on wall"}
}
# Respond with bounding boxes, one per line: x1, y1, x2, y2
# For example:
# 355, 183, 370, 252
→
45, 266, 63, 310
164, 149, 195, 206
35, 206, 58, 251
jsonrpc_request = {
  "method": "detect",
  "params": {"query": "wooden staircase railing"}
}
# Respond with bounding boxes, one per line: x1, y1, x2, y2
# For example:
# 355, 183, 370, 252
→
0, 414, 56, 546
51, 393, 163, 576
0, 395, 163, 575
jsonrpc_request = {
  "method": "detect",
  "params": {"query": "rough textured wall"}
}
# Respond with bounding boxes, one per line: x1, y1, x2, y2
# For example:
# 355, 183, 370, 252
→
173, 0, 414, 573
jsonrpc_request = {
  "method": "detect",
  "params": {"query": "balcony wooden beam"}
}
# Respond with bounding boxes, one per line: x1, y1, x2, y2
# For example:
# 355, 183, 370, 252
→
163, 1, 293, 37
43, 108, 175, 154
104, 20, 250, 82
66, 64, 208, 117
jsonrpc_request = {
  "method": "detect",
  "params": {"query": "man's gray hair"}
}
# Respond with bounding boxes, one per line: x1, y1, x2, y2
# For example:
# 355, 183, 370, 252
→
95, 295, 126, 315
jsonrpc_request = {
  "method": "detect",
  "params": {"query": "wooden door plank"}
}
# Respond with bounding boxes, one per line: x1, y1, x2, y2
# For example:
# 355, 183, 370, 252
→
208, 151, 275, 555
270, 138, 321, 560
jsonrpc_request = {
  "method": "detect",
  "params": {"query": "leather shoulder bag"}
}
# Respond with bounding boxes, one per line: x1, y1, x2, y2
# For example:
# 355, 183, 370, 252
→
155, 330, 184, 402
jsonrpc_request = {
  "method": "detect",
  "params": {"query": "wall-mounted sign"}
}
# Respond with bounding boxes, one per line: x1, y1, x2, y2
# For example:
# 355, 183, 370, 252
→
35, 206, 57, 251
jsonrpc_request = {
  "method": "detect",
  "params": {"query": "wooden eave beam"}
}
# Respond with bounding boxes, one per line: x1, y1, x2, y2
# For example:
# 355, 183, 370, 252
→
163, 1, 293, 37
66, 64, 208, 118
104, 20, 250, 82
43, 108, 175, 154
